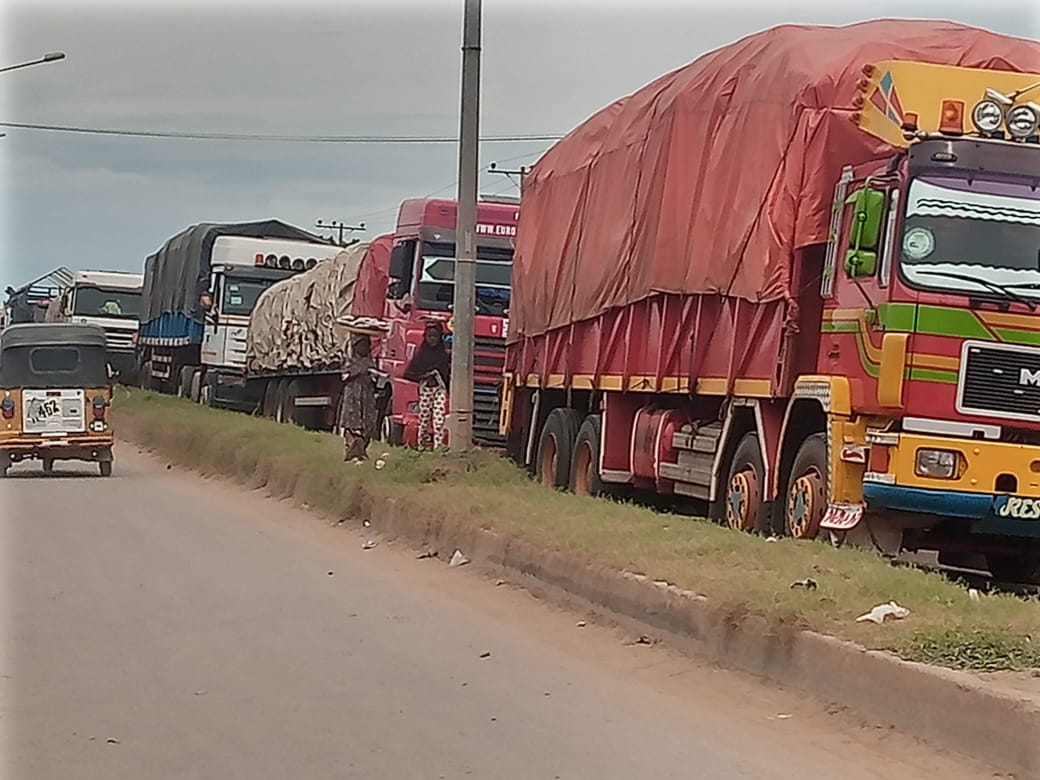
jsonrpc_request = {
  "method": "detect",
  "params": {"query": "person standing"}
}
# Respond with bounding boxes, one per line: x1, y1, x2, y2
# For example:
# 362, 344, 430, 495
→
339, 333, 378, 461
403, 322, 450, 449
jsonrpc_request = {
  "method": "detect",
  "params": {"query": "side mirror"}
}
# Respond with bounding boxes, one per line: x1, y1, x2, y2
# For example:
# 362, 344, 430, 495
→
843, 187, 885, 278
389, 244, 412, 280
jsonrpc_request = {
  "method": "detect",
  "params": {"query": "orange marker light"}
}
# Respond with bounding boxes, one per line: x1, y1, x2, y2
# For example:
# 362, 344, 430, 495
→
939, 99, 965, 135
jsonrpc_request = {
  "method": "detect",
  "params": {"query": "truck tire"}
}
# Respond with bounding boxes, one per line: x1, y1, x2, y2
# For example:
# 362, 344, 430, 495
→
199, 374, 216, 408
724, 432, 767, 534
570, 414, 607, 497
536, 408, 581, 490
274, 379, 291, 423
189, 370, 202, 403
262, 380, 279, 419
784, 433, 828, 540
177, 366, 194, 398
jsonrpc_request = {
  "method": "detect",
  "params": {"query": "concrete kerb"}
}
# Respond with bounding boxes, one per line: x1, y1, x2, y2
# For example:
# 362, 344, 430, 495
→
374, 496, 1040, 777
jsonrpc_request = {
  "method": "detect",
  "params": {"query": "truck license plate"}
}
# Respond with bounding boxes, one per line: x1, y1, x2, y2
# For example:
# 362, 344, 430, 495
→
993, 495, 1040, 520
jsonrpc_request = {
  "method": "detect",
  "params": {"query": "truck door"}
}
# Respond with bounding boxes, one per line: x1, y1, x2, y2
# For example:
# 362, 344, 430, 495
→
200, 274, 225, 366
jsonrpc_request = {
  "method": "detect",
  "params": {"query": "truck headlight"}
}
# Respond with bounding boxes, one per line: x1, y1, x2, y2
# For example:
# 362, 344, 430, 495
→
1006, 103, 1040, 140
915, 448, 958, 479
971, 99, 1005, 133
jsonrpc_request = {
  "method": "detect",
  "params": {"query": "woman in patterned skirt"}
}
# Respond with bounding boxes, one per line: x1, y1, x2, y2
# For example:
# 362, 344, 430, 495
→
403, 322, 450, 449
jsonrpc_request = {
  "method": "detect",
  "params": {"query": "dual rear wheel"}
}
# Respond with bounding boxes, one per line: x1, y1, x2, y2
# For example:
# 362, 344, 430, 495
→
534, 410, 611, 497
722, 431, 828, 540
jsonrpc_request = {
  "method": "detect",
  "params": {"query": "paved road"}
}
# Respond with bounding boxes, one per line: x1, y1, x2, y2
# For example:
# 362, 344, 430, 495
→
1, 449, 999, 779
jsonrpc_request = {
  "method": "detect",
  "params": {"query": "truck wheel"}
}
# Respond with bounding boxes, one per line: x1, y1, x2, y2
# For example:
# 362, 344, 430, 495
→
189, 370, 202, 403
177, 366, 194, 398
536, 408, 580, 490
724, 432, 766, 533
985, 553, 1040, 583
274, 380, 291, 423
199, 375, 216, 408
571, 414, 606, 497
784, 433, 828, 540
261, 381, 279, 418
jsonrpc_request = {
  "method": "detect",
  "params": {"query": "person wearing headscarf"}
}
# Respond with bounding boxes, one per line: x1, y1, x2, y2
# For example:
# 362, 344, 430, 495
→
339, 333, 378, 461
403, 321, 450, 449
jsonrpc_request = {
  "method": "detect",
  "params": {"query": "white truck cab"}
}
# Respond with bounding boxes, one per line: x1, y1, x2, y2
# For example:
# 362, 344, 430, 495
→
49, 270, 144, 380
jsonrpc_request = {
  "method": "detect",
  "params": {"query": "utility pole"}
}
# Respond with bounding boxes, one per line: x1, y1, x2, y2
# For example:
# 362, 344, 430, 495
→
488, 161, 528, 196
450, 0, 481, 451
314, 219, 365, 247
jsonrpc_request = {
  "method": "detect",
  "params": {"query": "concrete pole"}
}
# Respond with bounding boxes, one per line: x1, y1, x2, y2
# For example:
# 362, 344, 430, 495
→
450, 0, 481, 451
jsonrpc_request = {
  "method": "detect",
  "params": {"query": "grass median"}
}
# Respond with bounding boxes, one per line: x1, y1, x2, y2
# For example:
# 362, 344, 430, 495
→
116, 388, 1040, 671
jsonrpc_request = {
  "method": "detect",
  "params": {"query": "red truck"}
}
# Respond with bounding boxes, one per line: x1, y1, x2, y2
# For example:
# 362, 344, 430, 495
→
381, 197, 518, 446
501, 21, 1040, 580
245, 197, 519, 446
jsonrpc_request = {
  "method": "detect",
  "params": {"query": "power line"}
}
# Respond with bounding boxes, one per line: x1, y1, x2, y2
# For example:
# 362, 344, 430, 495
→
0, 121, 563, 144
346, 149, 543, 224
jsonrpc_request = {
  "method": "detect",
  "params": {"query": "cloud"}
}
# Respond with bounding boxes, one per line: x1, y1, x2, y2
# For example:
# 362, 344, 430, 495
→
2, 0, 1037, 282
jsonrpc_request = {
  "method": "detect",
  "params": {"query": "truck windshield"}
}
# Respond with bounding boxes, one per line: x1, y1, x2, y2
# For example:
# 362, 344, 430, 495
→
222, 278, 271, 316
417, 255, 511, 316
73, 287, 141, 319
900, 175, 1040, 301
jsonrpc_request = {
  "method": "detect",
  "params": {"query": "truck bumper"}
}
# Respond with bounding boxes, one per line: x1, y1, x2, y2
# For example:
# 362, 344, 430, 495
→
862, 431, 1040, 538
0, 435, 114, 463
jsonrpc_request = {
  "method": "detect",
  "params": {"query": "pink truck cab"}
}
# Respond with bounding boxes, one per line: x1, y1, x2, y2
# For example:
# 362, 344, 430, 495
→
378, 197, 519, 447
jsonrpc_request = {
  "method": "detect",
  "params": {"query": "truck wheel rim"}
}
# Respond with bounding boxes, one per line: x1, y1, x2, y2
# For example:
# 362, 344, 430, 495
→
787, 468, 824, 539
726, 469, 759, 532
539, 434, 558, 488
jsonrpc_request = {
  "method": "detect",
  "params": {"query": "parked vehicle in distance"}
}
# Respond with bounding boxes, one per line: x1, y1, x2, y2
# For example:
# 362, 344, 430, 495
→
45, 269, 143, 382
382, 197, 518, 446
502, 21, 1040, 581
136, 220, 337, 410
245, 238, 392, 430
0, 323, 115, 476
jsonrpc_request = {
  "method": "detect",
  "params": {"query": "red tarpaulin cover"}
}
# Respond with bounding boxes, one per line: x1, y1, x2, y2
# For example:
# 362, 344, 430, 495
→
511, 20, 1040, 340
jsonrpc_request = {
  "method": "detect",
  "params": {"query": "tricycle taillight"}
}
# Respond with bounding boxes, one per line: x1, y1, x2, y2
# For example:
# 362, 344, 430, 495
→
91, 395, 107, 420
1, 397, 14, 419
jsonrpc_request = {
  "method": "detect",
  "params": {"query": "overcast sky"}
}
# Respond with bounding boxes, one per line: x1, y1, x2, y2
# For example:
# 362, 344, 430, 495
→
1, 0, 1037, 287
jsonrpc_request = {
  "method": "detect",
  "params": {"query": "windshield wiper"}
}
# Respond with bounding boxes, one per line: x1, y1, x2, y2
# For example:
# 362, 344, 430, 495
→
916, 270, 1037, 311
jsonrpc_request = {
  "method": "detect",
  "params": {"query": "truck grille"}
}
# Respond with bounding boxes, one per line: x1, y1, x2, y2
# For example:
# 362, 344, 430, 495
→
472, 335, 505, 445
959, 343, 1040, 421
105, 330, 136, 352
22, 389, 86, 435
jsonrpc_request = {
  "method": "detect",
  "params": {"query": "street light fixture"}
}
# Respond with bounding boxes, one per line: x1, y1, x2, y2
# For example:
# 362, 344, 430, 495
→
0, 51, 67, 74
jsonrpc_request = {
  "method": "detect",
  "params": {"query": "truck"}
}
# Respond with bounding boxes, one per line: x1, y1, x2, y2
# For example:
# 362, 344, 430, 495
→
137, 220, 337, 409
44, 269, 144, 381
3, 267, 74, 330
382, 197, 518, 446
245, 237, 392, 429
501, 20, 1040, 581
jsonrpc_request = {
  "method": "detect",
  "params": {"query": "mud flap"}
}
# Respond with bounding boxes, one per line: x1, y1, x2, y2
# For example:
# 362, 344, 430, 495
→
820, 503, 863, 531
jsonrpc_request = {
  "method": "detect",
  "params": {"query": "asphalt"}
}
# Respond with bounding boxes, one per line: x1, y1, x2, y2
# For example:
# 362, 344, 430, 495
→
0, 448, 1001, 779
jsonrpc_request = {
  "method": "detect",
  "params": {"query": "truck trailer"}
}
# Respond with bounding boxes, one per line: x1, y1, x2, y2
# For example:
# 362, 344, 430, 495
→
501, 21, 1040, 580
45, 269, 143, 381
245, 237, 392, 429
137, 220, 336, 409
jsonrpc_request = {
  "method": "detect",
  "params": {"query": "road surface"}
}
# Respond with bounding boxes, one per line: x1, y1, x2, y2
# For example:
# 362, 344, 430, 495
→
1, 449, 1001, 779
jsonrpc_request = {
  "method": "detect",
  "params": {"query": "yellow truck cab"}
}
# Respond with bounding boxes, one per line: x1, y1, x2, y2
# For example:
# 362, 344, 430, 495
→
0, 323, 115, 476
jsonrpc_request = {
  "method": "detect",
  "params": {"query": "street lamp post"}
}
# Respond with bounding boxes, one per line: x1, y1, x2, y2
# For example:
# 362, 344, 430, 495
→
0, 52, 66, 75
449, 0, 481, 451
